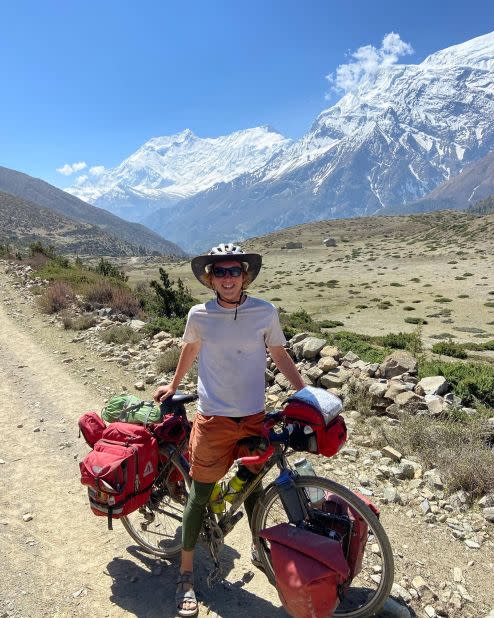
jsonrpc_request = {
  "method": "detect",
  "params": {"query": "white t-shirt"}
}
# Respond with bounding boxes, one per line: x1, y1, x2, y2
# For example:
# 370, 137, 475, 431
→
182, 296, 286, 417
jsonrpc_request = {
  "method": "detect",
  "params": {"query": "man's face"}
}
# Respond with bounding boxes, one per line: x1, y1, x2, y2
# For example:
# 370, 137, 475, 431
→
210, 259, 245, 301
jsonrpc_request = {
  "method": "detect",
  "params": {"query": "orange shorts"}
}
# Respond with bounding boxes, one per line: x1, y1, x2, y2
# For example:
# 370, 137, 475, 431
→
189, 411, 265, 483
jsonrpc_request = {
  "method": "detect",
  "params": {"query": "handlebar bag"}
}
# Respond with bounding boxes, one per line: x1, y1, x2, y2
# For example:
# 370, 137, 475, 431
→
283, 387, 347, 457
259, 523, 350, 618
79, 422, 158, 529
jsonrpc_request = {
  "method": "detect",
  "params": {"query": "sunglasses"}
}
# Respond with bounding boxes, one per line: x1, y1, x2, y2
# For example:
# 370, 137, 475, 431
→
212, 266, 243, 278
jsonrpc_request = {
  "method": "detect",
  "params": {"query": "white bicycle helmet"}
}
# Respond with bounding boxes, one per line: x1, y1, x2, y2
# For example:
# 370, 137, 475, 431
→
191, 243, 262, 289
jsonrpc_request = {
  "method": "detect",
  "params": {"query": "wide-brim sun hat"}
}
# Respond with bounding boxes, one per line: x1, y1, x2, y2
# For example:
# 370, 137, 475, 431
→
191, 243, 262, 289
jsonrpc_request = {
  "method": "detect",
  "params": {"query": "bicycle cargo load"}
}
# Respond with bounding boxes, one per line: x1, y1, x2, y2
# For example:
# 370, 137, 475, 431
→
101, 394, 162, 425
283, 386, 347, 458
259, 523, 350, 618
321, 491, 380, 581
79, 422, 159, 529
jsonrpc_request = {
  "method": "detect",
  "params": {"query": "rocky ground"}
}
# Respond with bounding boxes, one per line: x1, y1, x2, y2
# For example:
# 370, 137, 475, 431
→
1, 261, 494, 618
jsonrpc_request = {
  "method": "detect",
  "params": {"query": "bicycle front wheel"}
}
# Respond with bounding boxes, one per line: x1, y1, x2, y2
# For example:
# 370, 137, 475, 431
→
251, 476, 394, 618
121, 455, 190, 558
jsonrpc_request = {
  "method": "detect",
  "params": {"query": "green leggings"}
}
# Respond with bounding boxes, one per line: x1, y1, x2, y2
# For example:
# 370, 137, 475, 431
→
181, 479, 263, 551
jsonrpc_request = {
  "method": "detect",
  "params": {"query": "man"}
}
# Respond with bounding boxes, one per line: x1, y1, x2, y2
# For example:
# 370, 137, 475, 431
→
154, 243, 305, 617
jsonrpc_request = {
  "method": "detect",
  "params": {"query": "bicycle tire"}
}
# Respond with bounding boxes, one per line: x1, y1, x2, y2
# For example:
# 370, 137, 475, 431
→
251, 475, 394, 618
121, 455, 190, 558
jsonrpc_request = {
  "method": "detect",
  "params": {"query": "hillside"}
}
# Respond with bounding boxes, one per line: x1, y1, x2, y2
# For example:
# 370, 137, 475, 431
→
129, 209, 494, 348
468, 195, 494, 215
0, 165, 185, 255
0, 190, 148, 255
381, 149, 494, 215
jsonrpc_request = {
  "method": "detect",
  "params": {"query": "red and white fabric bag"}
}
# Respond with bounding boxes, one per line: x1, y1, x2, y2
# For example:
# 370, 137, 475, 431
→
79, 422, 159, 529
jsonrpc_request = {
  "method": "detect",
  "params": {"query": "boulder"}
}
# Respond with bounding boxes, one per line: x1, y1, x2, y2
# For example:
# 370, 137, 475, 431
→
384, 382, 409, 401
302, 337, 327, 359
379, 351, 418, 378
416, 376, 449, 396
319, 345, 341, 359
317, 356, 339, 372
306, 366, 324, 384
394, 391, 423, 408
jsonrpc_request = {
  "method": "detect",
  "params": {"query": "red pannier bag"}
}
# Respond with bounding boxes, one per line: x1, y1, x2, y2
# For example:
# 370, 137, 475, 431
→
321, 492, 380, 581
79, 422, 159, 529
283, 388, 347, 458
78, 411, 106, 447
259, 523, 350, 618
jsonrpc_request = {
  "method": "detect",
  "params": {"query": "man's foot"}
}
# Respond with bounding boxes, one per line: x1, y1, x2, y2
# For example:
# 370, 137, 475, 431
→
176, 571, 198, 617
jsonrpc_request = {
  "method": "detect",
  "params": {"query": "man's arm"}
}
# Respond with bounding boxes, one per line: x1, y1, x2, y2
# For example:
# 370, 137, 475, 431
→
153, 340, 201, 402
268, 345, 306, 391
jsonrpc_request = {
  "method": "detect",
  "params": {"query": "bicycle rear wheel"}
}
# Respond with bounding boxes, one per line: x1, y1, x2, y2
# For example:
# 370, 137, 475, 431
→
121, 455, 190, 558
251, 476, 394, 618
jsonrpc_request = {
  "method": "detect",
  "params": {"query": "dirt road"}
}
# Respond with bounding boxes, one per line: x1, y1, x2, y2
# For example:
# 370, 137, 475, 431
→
1, 264, 493, 618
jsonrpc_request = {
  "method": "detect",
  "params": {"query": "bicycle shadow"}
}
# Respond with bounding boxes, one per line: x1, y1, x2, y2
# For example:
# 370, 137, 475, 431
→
106, 542, 287, 617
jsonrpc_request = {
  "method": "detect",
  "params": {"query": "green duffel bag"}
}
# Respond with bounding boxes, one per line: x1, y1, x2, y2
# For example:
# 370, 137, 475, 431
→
101, 394, 162, 425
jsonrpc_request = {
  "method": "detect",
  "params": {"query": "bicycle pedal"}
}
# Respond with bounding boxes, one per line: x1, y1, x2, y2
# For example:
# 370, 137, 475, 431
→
219, 510, 243, 535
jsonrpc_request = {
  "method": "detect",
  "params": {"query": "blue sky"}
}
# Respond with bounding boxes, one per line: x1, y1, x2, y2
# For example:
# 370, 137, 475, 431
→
1, 0, 493, 188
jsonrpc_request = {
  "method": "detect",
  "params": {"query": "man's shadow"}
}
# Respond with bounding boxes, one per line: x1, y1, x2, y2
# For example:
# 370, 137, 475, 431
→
107, 542, 287, 617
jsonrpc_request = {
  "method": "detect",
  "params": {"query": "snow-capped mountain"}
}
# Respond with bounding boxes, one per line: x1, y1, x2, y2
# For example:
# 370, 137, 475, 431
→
66, 127, 291, 221
144, 31, 494, 251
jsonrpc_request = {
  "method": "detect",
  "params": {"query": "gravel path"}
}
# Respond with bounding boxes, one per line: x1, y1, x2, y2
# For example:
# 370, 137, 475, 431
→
0, 264, 493, 618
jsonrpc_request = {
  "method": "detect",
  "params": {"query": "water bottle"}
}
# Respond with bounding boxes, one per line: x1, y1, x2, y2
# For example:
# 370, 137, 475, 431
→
209, 482, 225, 514
223, 465, 252, 503
293, 457, 325, 503
274, 470, 307, 523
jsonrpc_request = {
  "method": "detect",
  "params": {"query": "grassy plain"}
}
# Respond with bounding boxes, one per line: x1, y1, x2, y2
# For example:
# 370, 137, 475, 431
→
121, 210, 494, 349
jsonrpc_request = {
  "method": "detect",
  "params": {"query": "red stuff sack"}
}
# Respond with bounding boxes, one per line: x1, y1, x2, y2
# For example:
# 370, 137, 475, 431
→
321, 492, 380, 581
78, 411, 106, 447
79, 422, 159, 529
283, 389, 347, 458
259, 523, 350, 618
151, 413, 187, 445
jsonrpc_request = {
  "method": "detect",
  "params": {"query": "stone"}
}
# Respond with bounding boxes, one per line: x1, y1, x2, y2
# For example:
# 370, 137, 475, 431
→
381, 446, 402, 462
424, 606, 436, 618
275, 373, 291, 390
425, 395, 446, 416
449, 490, 470, 512
390, 462, 415, 480
416, 376, 449, 396
384, 382, 409, 400
319, 345, 340, 359
391, 582, 412, 603
317, 356, 339, 372
342, 351, 359, 363
144, 373, 157, 384
483, 507, 494, 523
306, 366, 324, 384
22, 513, 33, 522
379, 351, 418, 379
383, 486, 402, 504
302, 337, 327, 359
464, 539, 480, 549
289, 332, 311, 345
479, 494, 494, 508
320, 373, 344, 389
394, 391, 423, 407
368, 381, 388, 399
129, 319, 147, 331
424, 469, 444, 490
453, 567, 463, 582
134, 381, 145, 391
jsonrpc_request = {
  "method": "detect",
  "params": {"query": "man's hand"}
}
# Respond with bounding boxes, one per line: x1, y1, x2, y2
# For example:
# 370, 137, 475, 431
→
153, 384, 177, 403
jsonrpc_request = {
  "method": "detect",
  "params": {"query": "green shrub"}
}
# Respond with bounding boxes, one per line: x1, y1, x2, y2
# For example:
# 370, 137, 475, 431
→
318, 319, 344, 329
419, 359, 494, 407
100, 325, 144, 345
149, 268, 197, 318
325, 331, 388, 364
93, 258, 128, 282
145, 316, 187, 338
405, 317, 428, 325
431, 341, 468, 359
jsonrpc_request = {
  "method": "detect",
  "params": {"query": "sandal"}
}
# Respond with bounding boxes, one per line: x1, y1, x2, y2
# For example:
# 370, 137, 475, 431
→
175, 571, 198, 617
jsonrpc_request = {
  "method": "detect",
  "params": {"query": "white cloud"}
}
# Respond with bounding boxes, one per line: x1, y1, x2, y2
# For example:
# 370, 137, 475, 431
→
74, 174, 88, 186
89, 165, 105, 176
326, 32, 414, 95
56, 161, 87, 175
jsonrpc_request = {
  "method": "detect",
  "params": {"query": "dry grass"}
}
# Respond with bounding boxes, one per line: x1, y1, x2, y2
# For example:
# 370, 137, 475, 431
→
388, 413, 494, 498
37, 282, 74, 314
61, 312, 97, 330
99, 325, 144, 345
156, 346, 181, 375
83, 282, 141, 317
